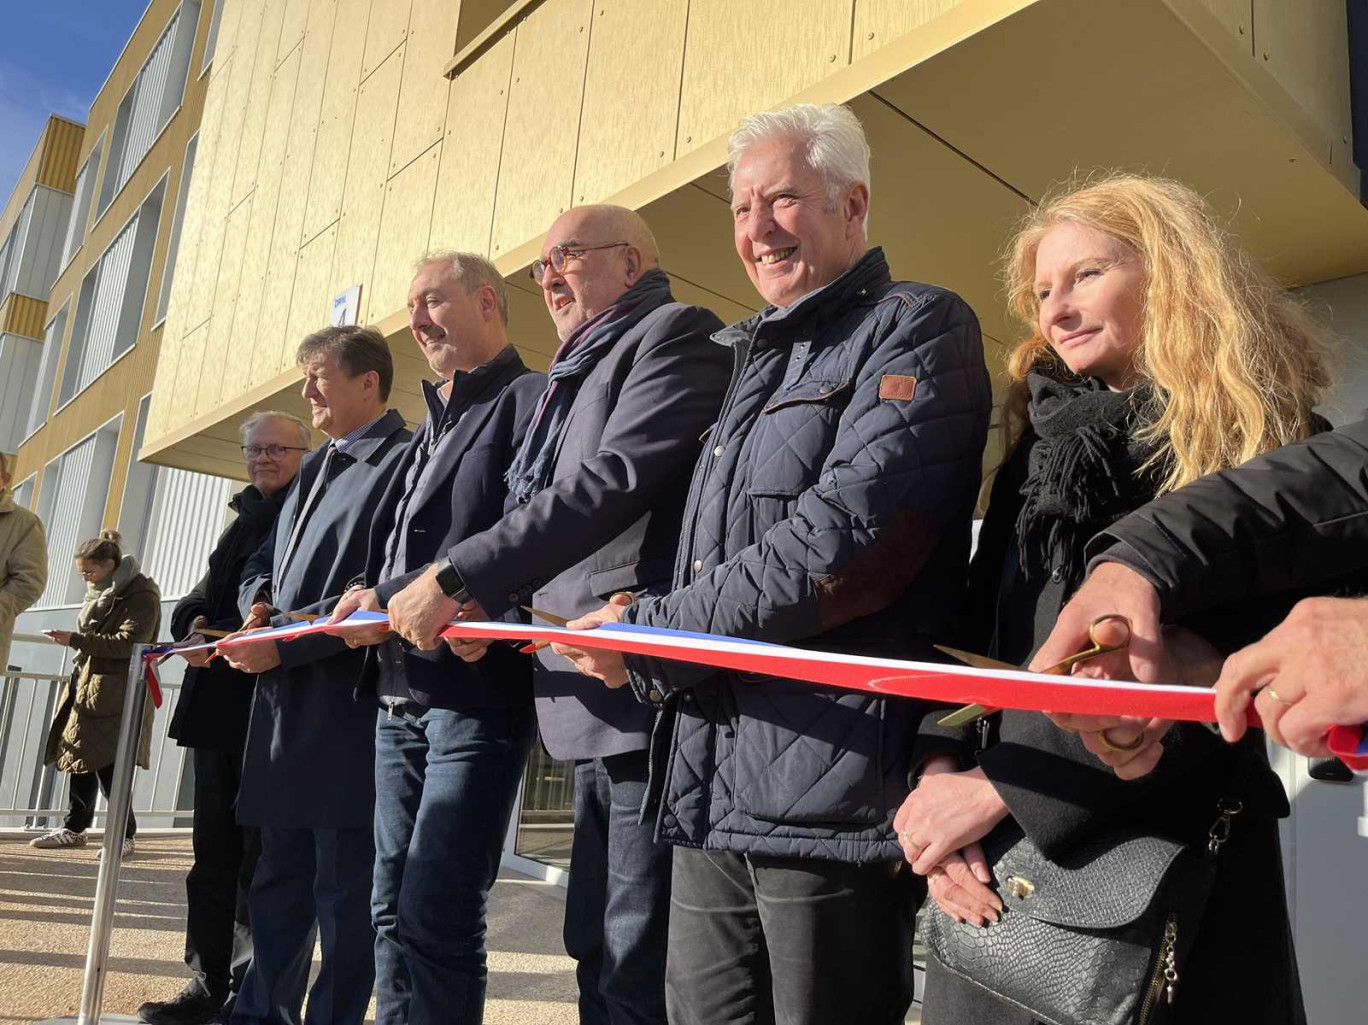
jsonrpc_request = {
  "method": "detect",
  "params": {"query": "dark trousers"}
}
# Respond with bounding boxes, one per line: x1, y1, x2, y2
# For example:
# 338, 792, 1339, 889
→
372, 704, 535, 1025
65, 765, 135, 838
231, 827, 374, 1025
563, 750, 673, 1025
666, 847, 922, 1025
183, 747, 260, 1001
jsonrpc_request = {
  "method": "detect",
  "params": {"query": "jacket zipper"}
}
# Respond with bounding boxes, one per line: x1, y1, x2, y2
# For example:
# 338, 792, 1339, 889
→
1139, 914, 1180, 1025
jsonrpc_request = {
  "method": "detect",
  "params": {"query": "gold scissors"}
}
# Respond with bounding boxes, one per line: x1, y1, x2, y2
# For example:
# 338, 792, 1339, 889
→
518, 605, 572, 653
934, 614, 1133, 727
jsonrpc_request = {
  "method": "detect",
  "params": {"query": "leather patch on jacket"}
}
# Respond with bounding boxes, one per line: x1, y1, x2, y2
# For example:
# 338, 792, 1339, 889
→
878, 374, 917, 402
813, 508, 938, 630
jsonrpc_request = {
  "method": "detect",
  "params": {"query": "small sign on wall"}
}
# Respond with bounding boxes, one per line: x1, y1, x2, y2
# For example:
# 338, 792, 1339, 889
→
331, 284, 362, 327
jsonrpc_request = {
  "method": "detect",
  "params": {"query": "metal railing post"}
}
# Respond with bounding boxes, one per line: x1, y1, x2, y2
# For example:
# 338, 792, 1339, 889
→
75, 643, 149, 1025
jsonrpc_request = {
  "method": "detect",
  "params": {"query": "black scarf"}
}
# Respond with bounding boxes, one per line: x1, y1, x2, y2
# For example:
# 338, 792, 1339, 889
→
1014, 372, 1160, 585
231, 484, 286, 530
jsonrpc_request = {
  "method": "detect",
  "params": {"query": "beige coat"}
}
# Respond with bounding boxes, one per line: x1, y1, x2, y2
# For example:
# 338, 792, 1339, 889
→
0, 487, 47, 671
44, 558, 160, 774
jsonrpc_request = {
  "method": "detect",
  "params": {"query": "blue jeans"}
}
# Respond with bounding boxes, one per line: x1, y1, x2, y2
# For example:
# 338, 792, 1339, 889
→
372, 704, 536, 1025
564, 750, 673, 1025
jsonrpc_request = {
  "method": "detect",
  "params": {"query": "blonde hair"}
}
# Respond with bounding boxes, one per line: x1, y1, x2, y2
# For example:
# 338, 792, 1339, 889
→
1002, 173, 1332, 494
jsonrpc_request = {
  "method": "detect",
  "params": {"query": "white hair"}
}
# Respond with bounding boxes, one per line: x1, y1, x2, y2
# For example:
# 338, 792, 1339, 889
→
727, 103, 871, 231
240, 411, 311, 447
415, 249, 510, 325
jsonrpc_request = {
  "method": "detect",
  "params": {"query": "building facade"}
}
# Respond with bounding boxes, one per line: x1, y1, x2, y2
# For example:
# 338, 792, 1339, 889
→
2, 0, 1366, 1019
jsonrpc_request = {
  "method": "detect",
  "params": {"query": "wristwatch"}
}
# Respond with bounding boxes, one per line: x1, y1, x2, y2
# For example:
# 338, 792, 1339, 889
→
434, 557, 471, 603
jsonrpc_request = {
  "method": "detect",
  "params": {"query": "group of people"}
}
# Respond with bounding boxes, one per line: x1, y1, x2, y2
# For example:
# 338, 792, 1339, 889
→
8, 99, 1367, 1025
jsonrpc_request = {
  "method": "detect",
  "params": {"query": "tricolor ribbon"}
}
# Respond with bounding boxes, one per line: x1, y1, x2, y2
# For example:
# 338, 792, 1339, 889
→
169, 611, 1368, 772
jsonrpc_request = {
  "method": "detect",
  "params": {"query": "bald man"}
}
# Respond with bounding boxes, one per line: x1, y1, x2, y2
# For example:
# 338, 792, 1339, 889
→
385, 204, 731, 1024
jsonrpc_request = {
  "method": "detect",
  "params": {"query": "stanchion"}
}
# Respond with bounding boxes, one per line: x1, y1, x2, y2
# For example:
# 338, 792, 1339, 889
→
38, 644, 150, 1024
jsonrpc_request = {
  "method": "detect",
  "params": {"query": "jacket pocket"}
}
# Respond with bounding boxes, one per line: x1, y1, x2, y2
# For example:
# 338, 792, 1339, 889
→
588, 556, 675, 600
729, 676, 885, 826
747, 379, 851, 498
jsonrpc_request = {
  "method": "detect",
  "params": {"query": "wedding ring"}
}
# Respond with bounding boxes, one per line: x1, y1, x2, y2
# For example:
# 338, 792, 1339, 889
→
1265, 686, 1287, 705
899, 830, 925, 852
1098, 727, 1145, 753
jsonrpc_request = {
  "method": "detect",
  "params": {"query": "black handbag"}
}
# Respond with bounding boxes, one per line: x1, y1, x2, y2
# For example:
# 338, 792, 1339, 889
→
920, 799, 1241, 1025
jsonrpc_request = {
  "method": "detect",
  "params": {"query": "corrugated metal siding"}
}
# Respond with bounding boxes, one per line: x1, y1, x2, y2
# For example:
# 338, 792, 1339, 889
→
0, 195, 30, 297
0, 333, 42, 452
25, 306, 67, 435
139, 467, 233, 598
35, 118, 85, 194
37, 438, 95, 607
117, 11, 180, 191
77, 215, 138, 393
60, 152, 97, 270
12, 187, 73, 299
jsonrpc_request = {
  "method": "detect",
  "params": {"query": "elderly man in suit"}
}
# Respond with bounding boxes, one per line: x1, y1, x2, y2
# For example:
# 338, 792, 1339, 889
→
384, 205, 732, 1025
223, 326, 410, 1025
326, 252, 545, 1025
137, 411, 311, 1025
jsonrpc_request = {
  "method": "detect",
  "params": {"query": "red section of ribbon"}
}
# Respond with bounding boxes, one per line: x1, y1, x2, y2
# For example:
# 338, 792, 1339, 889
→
1327, 724, 1368, 772
439, 621, 1228, 722
142, 653, 164, 709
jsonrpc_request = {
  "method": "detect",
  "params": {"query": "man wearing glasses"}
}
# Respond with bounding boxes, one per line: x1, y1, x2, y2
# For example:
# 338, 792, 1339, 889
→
384, 204, 731, 1025
138, 412, 311, 1025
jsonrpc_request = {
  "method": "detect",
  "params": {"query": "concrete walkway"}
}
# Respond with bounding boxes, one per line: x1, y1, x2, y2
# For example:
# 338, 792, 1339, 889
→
0, 834, 577, 1023
1, 833, 923, 1024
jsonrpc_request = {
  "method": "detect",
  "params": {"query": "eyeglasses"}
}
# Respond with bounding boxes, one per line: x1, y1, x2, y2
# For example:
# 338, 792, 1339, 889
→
529, 241, 629, 282
242, 444, 309, 460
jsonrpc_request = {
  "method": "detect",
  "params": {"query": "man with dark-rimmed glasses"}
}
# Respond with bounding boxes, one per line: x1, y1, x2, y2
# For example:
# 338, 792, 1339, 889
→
383, 204, 731, 1024
138, 412, 311, 1025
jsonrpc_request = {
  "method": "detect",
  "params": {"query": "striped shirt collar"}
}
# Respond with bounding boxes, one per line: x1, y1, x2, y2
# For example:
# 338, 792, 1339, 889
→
330, 410, 389, 456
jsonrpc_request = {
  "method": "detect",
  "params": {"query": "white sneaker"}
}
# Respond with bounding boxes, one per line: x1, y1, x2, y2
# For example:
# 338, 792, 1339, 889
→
97, 836, 136, 860
30, 827, 88, 849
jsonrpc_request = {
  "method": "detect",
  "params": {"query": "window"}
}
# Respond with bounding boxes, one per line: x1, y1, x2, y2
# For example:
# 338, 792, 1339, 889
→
33, 418, 121, 607
60, 136, 103, 270
59, 179, 166, 406
24, 304, 67, 438
155, 133, 197, 324
97, 2, 200, 218
0, 186, 75, 304
12, 476, 35, 511
0, 332, 44, 452
119, 395, 234, 598
200, 0, 225, 76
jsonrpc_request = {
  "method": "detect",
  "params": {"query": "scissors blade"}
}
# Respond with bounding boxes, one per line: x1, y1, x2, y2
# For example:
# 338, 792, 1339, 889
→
522, 605, 572, 628
933, 645, 1019, 672
932, 645, 1019, 726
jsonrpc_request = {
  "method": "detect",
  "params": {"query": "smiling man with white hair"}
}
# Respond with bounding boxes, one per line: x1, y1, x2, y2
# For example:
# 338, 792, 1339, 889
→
554, 103, 994, 1024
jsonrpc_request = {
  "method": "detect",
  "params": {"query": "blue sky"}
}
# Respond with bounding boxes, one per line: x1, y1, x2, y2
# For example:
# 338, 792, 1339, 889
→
0, 1, 153, 201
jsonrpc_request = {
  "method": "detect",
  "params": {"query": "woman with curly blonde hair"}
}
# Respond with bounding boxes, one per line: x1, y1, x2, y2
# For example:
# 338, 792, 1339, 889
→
897, 174, 1325, 1025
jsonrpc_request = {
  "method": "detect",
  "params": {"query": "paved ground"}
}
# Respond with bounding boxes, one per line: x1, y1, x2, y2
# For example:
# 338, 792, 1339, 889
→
0, 833, 577, 1024
1, 832, 922, 1024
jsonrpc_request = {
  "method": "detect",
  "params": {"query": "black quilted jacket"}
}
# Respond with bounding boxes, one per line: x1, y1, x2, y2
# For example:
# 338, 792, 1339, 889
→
623, 248, 993, 862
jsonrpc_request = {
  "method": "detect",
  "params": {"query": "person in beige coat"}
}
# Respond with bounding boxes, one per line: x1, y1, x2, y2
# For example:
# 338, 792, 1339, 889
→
32, 530, 161, 857
0, 452, 47, 671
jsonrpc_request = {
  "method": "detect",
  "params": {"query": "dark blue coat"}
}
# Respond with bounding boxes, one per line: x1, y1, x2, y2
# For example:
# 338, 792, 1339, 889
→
448, 296, 731, 761
623, 249, 993, 863
235, 408, 411, 829
358, 347, 546, 711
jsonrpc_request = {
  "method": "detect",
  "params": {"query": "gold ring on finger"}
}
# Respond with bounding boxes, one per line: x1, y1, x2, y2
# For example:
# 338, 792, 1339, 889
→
1098, 727, 1145, 753
1265, 686, 1286, 705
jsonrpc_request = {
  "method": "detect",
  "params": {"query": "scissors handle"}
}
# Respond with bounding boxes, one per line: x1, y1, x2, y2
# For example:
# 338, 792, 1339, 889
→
936, 615, 1134, 727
